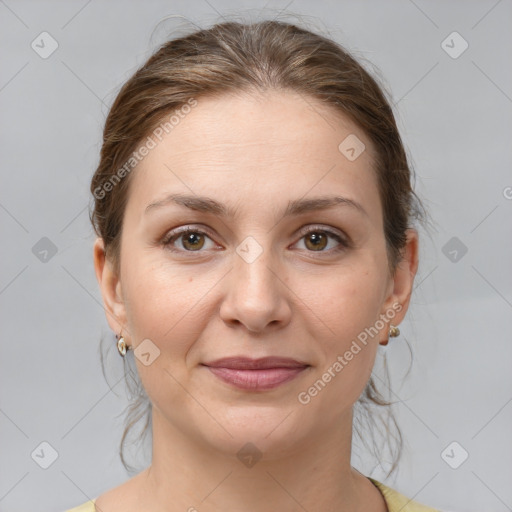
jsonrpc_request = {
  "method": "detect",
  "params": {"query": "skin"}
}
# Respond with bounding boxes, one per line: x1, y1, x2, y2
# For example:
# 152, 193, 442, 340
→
93, 89, 418, 512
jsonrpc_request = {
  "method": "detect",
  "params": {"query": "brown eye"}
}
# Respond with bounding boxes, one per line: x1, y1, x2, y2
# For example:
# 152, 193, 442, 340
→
304, 231, 328, 251
162, 225, 348, 256
162, 228, 215, 252
295, 227, 349, 255
181, 231, 205, 251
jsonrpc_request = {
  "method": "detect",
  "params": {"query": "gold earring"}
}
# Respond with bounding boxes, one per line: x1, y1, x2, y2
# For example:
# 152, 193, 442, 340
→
116, 332, 129, 357
380, 324, 400, 346
389, 325, 400, 338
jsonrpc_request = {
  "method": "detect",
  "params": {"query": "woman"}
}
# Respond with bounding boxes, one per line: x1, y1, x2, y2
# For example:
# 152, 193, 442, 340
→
67, 19, 440, 512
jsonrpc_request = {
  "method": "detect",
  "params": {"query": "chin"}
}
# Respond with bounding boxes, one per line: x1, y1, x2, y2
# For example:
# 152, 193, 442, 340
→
196, 403, 312, 459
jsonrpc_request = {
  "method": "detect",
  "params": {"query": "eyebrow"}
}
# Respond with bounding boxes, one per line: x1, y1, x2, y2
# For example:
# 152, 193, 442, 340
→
144, 193, 368, 218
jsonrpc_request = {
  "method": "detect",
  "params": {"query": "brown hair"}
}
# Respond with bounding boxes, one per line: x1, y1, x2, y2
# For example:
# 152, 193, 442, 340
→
91, 18, 431, 477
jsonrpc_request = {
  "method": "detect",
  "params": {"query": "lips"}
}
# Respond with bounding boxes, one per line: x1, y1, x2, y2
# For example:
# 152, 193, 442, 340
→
202, 357, 310, 390
203, 356, 309, 370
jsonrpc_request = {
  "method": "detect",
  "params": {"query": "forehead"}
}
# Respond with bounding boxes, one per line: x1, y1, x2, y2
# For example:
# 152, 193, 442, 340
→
126, 89, 381, 224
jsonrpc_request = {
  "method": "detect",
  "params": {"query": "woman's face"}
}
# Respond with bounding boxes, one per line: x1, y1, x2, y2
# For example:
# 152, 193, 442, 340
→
95, 89, 417, 457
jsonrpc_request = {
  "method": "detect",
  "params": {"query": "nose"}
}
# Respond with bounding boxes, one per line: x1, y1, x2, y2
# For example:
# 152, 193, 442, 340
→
219, 241, 292, 333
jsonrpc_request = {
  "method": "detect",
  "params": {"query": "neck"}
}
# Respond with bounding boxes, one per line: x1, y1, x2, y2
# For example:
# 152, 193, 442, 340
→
132, 406, 381, 512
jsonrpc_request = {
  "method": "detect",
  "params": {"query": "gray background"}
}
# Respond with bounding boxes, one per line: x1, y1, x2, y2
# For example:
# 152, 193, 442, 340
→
1, 1, 511, 511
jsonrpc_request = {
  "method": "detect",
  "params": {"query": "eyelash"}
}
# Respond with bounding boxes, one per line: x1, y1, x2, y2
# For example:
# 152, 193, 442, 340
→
160, 225, 350, 256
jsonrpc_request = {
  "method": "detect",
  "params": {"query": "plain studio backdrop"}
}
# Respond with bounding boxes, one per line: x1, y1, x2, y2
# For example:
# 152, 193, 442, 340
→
0, 1, 511, 511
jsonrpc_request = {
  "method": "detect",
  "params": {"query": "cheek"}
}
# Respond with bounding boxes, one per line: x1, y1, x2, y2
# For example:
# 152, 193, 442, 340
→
122, 253, 219, 358
300, 265, 384, 339
121, 259, 206, 402
297, 267, 383, 389
297, 290, 381, 415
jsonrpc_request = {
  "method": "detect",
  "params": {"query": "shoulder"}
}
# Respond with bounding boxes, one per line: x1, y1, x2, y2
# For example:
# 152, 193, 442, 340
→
64, 477, 442, 512
66, 467, 150, 512
64, 498, 96, 512
368, 477, 441, 512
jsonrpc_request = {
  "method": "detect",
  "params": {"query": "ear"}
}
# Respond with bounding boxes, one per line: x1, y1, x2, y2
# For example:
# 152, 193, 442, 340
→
381, 228, 419, 326
93, 237, 127, 335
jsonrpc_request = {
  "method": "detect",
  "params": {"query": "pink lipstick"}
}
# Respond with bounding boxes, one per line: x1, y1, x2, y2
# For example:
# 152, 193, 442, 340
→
202, 357, 309, 391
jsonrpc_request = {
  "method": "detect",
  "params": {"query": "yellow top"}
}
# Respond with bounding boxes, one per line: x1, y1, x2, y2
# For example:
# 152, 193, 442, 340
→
65, 477, 440, 511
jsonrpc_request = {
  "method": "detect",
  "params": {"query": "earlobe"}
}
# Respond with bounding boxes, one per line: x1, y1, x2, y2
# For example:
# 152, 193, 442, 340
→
93, 238, 127, 335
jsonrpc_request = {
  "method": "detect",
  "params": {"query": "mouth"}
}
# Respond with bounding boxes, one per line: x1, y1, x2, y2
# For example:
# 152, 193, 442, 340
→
201, 357, 310, 391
